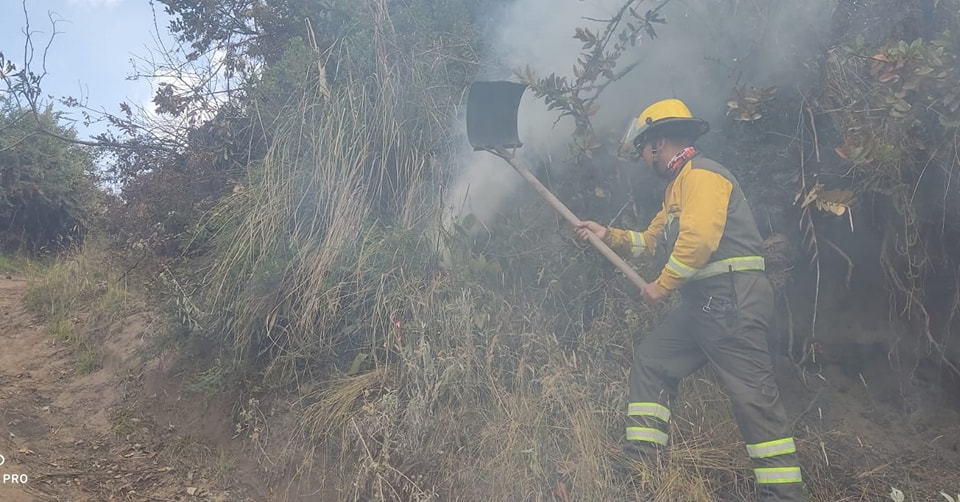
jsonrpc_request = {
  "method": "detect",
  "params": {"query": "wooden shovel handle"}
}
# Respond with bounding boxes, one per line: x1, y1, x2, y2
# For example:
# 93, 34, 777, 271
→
494, 148, 649, 292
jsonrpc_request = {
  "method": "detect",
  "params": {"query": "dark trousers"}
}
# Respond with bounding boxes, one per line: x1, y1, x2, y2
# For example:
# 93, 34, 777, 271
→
624, 272, 805, 501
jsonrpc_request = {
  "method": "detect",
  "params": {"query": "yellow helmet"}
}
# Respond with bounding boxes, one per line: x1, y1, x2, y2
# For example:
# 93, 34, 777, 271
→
620, 98, 709, 155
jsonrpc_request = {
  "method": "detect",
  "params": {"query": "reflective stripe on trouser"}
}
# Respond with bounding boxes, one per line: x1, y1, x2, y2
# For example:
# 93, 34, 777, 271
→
748, 437, 803, 497
755, 467, 803, 484
625, 402, 671, 451
625, 426, 668, 446
626, 272, 805, 501
747, 437, 796, 459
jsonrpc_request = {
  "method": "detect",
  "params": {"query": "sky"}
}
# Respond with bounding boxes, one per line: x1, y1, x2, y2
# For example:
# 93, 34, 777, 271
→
0, 0, 174, 139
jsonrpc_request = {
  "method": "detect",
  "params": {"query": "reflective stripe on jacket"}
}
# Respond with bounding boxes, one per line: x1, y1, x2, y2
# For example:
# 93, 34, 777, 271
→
603, 155, 766, 292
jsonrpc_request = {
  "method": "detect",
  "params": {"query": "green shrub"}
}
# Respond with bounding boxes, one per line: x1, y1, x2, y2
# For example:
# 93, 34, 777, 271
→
0, 98, 103, 253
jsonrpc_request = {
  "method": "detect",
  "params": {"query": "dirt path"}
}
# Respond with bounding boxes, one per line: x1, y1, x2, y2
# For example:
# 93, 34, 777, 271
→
0, 275, 243, 502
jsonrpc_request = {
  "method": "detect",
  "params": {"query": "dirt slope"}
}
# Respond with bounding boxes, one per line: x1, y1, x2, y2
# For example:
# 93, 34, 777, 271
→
0, 275, 256, 502
4, 266, 960, 501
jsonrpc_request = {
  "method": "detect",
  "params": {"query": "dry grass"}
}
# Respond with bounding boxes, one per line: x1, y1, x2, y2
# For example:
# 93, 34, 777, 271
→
253, 249, 824, 501
23, 238, 137, 374
197, 74, 440, 382
0, 252, 31, 274
165, 4, 960, 501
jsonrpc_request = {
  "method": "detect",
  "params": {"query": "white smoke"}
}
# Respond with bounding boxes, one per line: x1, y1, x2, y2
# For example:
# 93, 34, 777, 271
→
439, 0, 623, 248
439, 0, 835, 260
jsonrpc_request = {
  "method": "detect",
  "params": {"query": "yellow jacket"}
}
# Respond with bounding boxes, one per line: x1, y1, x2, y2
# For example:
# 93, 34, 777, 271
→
603, 156, 764, 293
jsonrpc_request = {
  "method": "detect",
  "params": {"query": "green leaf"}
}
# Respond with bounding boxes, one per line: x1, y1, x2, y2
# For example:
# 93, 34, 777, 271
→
347, 353, 368, 376
473, 311, 488, 329
460, 213, 477, 231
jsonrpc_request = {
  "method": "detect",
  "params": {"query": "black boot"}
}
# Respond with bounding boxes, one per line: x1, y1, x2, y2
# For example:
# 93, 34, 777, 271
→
622, 441, 665, 468
613, 442, 664, 498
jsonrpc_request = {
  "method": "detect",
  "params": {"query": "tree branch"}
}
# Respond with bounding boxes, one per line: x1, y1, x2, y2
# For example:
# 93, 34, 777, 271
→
2, 1, 185, 157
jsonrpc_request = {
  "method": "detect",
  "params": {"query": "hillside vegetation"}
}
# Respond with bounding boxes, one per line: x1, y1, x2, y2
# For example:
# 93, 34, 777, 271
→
3, 0, 960, 500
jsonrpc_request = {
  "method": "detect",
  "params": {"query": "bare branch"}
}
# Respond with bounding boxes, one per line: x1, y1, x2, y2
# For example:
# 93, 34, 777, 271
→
2, 0, 186, 157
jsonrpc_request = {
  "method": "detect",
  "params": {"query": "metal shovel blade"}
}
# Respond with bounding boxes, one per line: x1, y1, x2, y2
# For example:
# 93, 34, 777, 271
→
461, 81, 651, 291
466, 81, 529, 151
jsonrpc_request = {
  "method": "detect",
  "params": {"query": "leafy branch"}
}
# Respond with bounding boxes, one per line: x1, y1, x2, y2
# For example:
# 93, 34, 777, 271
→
822, 26, 960, 379
514, 0, 672, 156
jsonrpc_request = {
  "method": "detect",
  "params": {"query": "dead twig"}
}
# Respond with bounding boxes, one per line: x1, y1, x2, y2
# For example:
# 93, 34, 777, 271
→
790, 388, 825, 429
608, 198, 634, 227
821, 237, 853, 290
784, 290, 796, 364
805, 106, 821, 163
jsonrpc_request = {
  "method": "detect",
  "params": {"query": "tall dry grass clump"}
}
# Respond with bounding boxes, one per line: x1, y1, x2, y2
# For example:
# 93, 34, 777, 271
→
198, 74, 439, 382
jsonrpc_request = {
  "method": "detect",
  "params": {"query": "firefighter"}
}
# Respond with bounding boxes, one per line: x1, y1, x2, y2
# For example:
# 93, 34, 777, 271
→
576, 98, 806, 501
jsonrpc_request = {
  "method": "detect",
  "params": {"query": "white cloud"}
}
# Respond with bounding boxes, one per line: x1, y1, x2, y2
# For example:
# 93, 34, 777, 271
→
137, 47, 239, 139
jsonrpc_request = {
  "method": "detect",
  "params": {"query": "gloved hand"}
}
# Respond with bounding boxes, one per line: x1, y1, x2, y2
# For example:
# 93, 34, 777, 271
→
575, 220, 606, 241
641, 282, 667, 304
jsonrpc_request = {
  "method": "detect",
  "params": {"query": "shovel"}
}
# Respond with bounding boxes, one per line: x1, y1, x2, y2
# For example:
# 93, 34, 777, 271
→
465, 80, 649, 292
